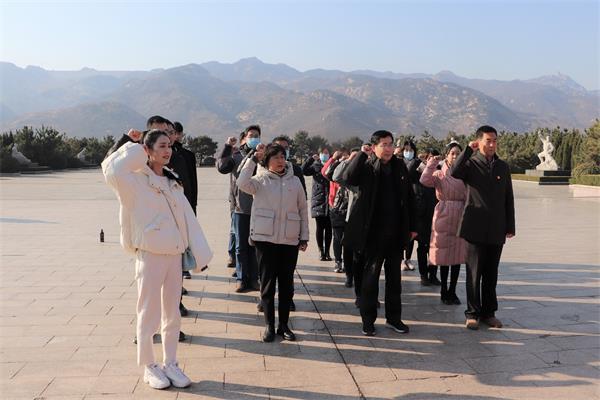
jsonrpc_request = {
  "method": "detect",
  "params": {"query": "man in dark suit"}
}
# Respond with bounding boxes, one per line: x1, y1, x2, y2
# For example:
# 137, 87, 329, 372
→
451, 125, 516, 330
341, 130, 417, 336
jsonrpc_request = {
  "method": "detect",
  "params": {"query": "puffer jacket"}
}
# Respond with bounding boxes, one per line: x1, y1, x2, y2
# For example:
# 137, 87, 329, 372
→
301, 157, 329, 218
420, 158, 467, 265
237, 158, 309, 246
102, 142, 213, 267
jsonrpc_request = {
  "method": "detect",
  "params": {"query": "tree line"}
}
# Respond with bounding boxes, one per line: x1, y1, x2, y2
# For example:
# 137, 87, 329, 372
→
1, 122, 598, 177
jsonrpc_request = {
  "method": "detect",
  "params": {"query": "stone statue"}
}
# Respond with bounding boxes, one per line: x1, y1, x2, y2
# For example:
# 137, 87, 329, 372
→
11, 144, 32, 166
76, 148, 88, 162
535, 132, 559, 171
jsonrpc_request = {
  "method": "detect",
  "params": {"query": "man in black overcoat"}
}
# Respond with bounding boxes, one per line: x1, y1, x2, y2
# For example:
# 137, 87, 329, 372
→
341, 130, 417, 336
451, 125, 516, 330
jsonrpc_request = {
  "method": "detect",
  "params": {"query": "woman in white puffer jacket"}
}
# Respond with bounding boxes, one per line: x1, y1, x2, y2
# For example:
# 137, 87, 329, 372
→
237, 143, 309, 343
102, 129, 212, 390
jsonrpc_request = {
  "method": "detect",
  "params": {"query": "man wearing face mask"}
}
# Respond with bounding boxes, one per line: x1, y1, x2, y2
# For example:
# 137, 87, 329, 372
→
217, 125, 262, 293
401, 140, 419, 271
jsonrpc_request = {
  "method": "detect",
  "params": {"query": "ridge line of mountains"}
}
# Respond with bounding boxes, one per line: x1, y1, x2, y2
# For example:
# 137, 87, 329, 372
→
1, 57, 598, 141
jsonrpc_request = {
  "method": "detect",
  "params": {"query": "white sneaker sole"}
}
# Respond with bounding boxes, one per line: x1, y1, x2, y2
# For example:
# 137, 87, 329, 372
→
143, 376, 170, 390
386, 322, 409, 334
168, 378, 192, 388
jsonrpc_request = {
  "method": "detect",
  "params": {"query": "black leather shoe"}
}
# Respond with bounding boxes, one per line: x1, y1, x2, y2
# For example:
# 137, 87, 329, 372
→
320, 253, 327, 261
289, 300, 296, 312
262, 326, 275, 342
429, 276, 442, 286
181, 287, 188, 295
450, 293, 461, 305
178, 331, 187, 342
257, 302, 264, 312
182, 270, 192, 279
420, 277, 431, 286
362, 324, 376, 336
354, 298, 360, 308
231, 271, 237, 278
179, 303, 188, 317
344, 276, 353, 288
324, 254, 333, 261
276, 324, 296, 341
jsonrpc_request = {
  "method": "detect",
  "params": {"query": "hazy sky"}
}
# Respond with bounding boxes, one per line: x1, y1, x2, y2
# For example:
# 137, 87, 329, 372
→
1, 0, 598, 90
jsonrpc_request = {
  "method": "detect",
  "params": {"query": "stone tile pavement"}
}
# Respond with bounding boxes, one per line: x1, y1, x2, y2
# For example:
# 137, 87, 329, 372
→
0, 169, 598, 399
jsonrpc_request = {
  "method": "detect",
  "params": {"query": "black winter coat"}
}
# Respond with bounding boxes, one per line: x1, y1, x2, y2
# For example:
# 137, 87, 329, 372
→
302, 157, 329, 218
451, 146, 515, 245
169, 141, 198, 213
341, 152, 417, 253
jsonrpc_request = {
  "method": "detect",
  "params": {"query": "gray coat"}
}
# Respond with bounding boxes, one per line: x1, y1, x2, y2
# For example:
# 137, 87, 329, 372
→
216, 144, 254, 215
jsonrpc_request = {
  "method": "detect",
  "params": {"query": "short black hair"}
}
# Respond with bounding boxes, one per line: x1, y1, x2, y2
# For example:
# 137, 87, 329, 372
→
475, 125, 498, 139
173, 122, 183, 133
370, 130, 394, 145
403, 140, 417, 153
260, 143, 286, 168
272, 135, 291, 145
146, 115, 170, 129
240, 124, 261, 141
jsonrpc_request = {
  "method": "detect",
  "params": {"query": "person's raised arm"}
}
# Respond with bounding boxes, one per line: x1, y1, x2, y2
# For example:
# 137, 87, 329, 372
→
420, 156, 442, 188
450, 142, 476, 181
216, 136, 238, 174
236, 143, 265, 196
341, 144, 371, 187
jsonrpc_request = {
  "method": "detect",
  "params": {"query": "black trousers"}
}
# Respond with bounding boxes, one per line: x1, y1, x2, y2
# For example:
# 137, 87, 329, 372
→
254, 241, 299, 328
315, 216, 332, 255
416, 238, 437, 279
332, 226, 344, 262
352, 251, 364, 300
359, 235, 403, 327
465, 241, 503, 319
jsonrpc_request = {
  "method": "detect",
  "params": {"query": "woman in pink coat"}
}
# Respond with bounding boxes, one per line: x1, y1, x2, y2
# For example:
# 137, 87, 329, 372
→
419, 142, 467, 305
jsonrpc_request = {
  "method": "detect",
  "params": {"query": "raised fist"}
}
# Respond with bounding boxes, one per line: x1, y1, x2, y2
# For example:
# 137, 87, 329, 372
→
127, 129, 143, 143
361, 144, 372, 155
226, 136, 238, 146
468, 141, 479, 150
255, 143, 266, 161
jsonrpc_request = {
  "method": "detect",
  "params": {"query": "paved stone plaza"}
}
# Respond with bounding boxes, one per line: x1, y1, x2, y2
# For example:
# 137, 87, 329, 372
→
1, 169, 599, 400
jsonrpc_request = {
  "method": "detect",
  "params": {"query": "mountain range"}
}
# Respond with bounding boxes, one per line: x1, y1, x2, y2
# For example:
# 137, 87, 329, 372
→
1, 58, 597, 141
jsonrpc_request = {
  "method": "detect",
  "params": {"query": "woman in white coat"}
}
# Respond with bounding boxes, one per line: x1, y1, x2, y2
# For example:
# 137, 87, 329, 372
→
237, 143, 309, 343
102, 129, 212, 390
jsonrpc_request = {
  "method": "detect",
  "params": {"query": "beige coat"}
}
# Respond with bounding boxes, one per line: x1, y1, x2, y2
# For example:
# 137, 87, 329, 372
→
237, 158, 309, 246
102, 142, 213, 267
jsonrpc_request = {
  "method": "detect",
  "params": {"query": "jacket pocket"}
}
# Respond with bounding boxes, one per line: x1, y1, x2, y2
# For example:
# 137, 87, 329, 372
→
284, 212, 301, 240
253, 208, 275, 236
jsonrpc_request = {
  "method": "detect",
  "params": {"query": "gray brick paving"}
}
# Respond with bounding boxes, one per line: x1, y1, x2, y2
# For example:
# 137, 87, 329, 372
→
0, 170, 598, 399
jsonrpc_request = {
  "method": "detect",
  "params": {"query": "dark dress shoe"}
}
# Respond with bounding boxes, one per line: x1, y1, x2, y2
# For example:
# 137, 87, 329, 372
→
232, 271, 237, 278
262, 326, 275, 342
320, 253, 327, 261
362, 324, 376, 336
179, 303, 189, 317
276, 324, 296, 341
450, 293, 461, 305
182, 270, 192, 279
324, 254, 332, 261
289, 300, 296, 312
181, 287, 188, 295
178, 331, 187, 342
235, 282, 247, 293
429, 276, 442, 286
226, 257, 235, 268
344, 276, 353, 288
420, 277, 431, 286
249, 281, 261, 291
257, 302, 264, 312
355, 298, 360, 308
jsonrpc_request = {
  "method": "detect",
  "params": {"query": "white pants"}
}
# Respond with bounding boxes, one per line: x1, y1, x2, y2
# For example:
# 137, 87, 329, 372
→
135, 250, 182, 366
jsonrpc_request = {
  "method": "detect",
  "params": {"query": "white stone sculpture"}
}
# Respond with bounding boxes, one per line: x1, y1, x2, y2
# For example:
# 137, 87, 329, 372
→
11, 144, 32, 166
535, 132, 559, 171
76, 148, 88, 162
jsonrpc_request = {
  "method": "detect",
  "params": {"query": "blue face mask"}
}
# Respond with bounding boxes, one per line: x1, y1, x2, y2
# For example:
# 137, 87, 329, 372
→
246, 137, 260, 149
403, 150, 414, 161
319, 153, 329, 163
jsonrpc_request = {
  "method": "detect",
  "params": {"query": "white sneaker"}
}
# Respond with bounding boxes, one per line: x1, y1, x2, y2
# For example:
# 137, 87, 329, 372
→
163, 361, 191, 388
144, 363, 170, 389
405, 260, 415, 271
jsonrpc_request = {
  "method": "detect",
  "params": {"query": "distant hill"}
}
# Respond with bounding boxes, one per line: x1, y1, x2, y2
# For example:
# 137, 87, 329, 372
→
1, 59, 597, 141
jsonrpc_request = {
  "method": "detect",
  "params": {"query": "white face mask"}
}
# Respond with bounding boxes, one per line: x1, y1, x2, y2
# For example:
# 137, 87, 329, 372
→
403, 150, 414, 160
